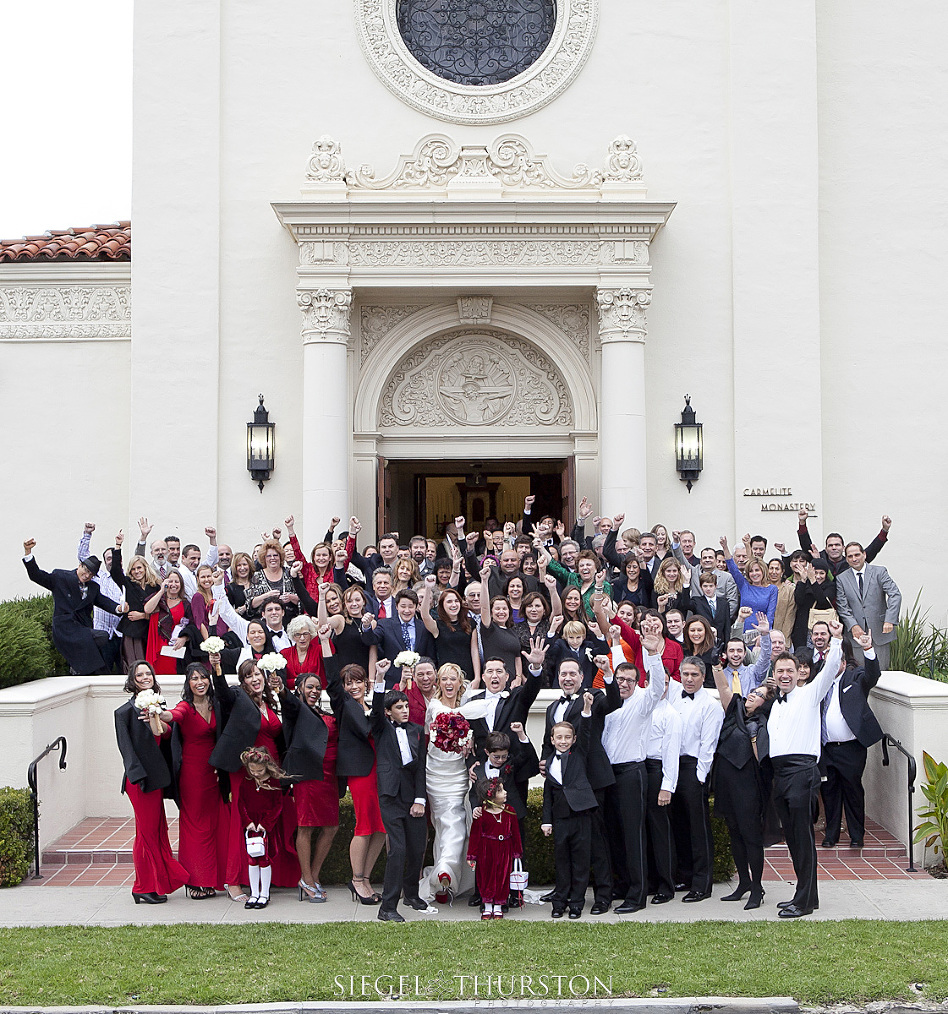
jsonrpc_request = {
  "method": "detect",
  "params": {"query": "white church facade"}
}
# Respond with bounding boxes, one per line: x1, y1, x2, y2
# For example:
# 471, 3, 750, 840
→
2, 0, 946, 621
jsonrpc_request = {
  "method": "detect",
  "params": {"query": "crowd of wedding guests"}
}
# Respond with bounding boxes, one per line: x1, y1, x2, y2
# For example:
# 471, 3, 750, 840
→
24, 497, 901, 920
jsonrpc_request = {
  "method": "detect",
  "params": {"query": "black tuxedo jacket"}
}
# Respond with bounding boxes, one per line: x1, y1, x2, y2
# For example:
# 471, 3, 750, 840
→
541, 680, 621, 790
824, 655, 884, 748
324, 653, 376, 778
26, 557, 120, 673
688, 593, 729, 648
542, 714, 598, 820
467, 738, 540, 819
364, 617, 436, 686
370, 693, 426, 805
114, 699, 173, 795
468, 671, 542, 755
280, 692, 330, 782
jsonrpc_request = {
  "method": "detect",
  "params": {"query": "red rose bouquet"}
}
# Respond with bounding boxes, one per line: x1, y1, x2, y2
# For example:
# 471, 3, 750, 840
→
430, 710, 473, 754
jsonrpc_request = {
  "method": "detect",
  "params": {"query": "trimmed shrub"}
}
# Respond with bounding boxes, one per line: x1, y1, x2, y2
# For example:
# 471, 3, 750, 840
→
313, 787, 735, 886
0, 787, 33, 887
0, 596, 69, 687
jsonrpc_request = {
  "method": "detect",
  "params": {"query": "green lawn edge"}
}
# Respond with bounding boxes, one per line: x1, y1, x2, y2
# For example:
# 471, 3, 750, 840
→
1, 921, 946, 1006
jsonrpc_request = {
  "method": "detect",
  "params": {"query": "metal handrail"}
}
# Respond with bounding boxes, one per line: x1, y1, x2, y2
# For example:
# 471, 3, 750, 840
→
880, 732, 917, 872
27, 737, 67, 880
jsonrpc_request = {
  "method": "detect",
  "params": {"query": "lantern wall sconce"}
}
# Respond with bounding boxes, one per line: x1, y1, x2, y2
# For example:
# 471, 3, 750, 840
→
674, 394, 703, 493
247, 394, 275, 492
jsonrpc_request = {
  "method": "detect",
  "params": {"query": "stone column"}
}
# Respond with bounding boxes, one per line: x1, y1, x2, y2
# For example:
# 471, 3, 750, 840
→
596, 286, 650, 524
298, 287, 352, 533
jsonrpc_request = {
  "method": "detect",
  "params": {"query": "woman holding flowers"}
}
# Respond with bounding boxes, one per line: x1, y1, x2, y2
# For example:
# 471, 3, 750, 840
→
114, 660, 188, 904
423, 662, 489, 903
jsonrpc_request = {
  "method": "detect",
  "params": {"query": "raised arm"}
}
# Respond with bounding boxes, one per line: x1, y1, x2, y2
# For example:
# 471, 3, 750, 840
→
419, 576, 439, 638
712, 664, 734, 711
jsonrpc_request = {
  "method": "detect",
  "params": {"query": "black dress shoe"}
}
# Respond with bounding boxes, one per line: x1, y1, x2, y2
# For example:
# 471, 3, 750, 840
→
615, 901, 645, 914
132, 892, 166, 905
778, 899, 818, 910
849, 840, 864, 849
378, 909, 405, 922
674, 882, 688, 892
540, 890, 556, 903
467, 892, 482, 907
568, 908, 582, 919
650, 893, 674, 905
590, 901, 610, 915
682, 890, 711, 902
821, 838, 838, 848
551, 908, 565, 919
778, 903, 813, 918
404, 897, 431, 911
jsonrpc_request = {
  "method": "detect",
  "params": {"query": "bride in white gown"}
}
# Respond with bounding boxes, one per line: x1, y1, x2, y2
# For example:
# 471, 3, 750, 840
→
422, 662, 488, 903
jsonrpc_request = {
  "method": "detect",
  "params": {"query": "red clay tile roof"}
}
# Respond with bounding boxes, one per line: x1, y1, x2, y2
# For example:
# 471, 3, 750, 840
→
0, 222, 130, 262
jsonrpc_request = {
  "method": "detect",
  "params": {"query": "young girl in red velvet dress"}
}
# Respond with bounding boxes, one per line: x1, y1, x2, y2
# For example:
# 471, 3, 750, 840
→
467, 778, 522, 920
237, 746, 288, 910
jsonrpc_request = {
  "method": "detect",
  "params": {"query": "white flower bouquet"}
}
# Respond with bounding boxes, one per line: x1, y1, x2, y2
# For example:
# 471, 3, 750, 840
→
134, 690, 165, 715
258, 652, 288, 674
200, 636, 226, 654
394, 650, 421, 669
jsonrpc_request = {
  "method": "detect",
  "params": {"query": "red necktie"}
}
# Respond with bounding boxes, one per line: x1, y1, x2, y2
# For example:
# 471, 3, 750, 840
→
378, 601, 386, 619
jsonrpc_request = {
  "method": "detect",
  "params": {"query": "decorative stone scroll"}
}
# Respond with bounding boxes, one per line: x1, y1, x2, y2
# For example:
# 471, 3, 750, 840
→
0, 284, 131, 340
305, 135, 347, 183
298, 287, 352, 344
457, 296, 493, 324
354, 0, 599, 126
596, 287, 651, 344
530, 303, 591, 359
359, 304, 423, 364
379, 330, 573, 429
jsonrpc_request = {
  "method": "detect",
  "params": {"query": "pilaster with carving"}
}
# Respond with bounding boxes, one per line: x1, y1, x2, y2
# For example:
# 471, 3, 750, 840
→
298, 288, 352, 345
596, 287, 651, 345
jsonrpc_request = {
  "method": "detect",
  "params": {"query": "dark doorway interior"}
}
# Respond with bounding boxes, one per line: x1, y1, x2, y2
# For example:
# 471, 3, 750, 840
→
378, 457, 574, 542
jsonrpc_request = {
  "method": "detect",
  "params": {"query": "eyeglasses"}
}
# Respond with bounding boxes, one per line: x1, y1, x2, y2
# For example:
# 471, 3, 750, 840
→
615, 676, 637, 685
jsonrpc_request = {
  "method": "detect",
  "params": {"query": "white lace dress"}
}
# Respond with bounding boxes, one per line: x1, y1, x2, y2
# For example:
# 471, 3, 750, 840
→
421, 696, 488, 900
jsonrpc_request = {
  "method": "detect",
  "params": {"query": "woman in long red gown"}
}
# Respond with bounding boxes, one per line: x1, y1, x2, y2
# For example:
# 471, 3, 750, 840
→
144, 569, 193, 676
114, 660, 188, 903
165, 662, 229, 898
209, 655, 297, 901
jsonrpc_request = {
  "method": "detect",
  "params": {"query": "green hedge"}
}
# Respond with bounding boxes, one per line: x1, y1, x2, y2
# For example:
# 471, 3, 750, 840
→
310, 786, 735, 887
0, 788, 33, 887
0, 596, 69, 688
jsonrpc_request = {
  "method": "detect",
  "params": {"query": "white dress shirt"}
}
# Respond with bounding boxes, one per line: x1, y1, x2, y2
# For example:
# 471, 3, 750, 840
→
483, 690, 506, 730
769, 638, 843, 759
647, 698, 682, 794
672, 686, 724, 783
601, 650, 665, 764
267, 626, 292, 652
823, 646, 874, 743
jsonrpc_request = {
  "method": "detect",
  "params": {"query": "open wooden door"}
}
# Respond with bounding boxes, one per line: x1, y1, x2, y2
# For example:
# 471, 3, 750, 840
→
561, 455, 575, 523
376, 456, 390, 538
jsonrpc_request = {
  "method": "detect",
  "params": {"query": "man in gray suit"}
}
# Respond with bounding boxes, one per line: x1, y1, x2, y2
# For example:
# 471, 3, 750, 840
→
834, 542, 901, 669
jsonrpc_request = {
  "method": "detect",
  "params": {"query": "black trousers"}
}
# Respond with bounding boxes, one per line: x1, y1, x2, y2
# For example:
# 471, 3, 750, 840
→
590, 788, 613, 904
379, 799, 427, 912
670, 755, 713, 895
771, 754, 820, 910
552, 811, 591, 911
609, 761, 648, 906
821, 740, 868, 844
645, 757, 676, 897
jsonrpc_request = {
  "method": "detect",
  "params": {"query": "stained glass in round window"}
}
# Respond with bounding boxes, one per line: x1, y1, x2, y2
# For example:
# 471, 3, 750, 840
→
396, 0, 556, 86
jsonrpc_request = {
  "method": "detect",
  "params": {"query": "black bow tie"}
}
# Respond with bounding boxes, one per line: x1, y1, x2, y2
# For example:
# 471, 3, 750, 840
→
682, 691, 695, 700
556, 751, 570, 761
558, 695, 575, 705
777, 693, 789, 704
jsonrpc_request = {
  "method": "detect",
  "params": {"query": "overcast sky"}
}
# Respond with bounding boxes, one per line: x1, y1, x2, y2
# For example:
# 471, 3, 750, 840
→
0, 1, 132, 239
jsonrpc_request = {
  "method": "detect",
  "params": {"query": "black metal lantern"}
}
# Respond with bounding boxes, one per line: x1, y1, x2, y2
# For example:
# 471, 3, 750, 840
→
675, 394, 703, 493
247, 394, 275, 492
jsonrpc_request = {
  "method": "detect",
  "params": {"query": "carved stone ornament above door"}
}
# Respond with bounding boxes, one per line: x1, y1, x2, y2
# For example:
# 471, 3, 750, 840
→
354, 0, 599, 124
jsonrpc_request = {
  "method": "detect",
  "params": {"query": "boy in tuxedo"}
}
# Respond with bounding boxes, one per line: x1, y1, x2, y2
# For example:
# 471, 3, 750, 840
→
370, 673, 431, 922
540, 691, 597, 919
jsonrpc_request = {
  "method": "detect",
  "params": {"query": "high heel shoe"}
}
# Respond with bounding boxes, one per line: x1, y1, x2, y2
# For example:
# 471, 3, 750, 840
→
744, 888, 765, 910
348, 878, 382, 905
720, 884, 752, 902
299, 879, 317, 902
132, 892, 166, 905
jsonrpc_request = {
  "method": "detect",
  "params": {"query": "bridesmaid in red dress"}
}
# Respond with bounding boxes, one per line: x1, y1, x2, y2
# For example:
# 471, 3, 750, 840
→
144, 569, 193, 676
114, 660, 188, 904
280, 671, 339, 901
165, 662, 228, 898
317, 627, 387, 905
281, 615, 323, 689
209, 656, 297, 902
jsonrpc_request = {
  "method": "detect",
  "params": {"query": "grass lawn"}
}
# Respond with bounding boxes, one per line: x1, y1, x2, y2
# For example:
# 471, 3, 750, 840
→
1, 922, 947, 1006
